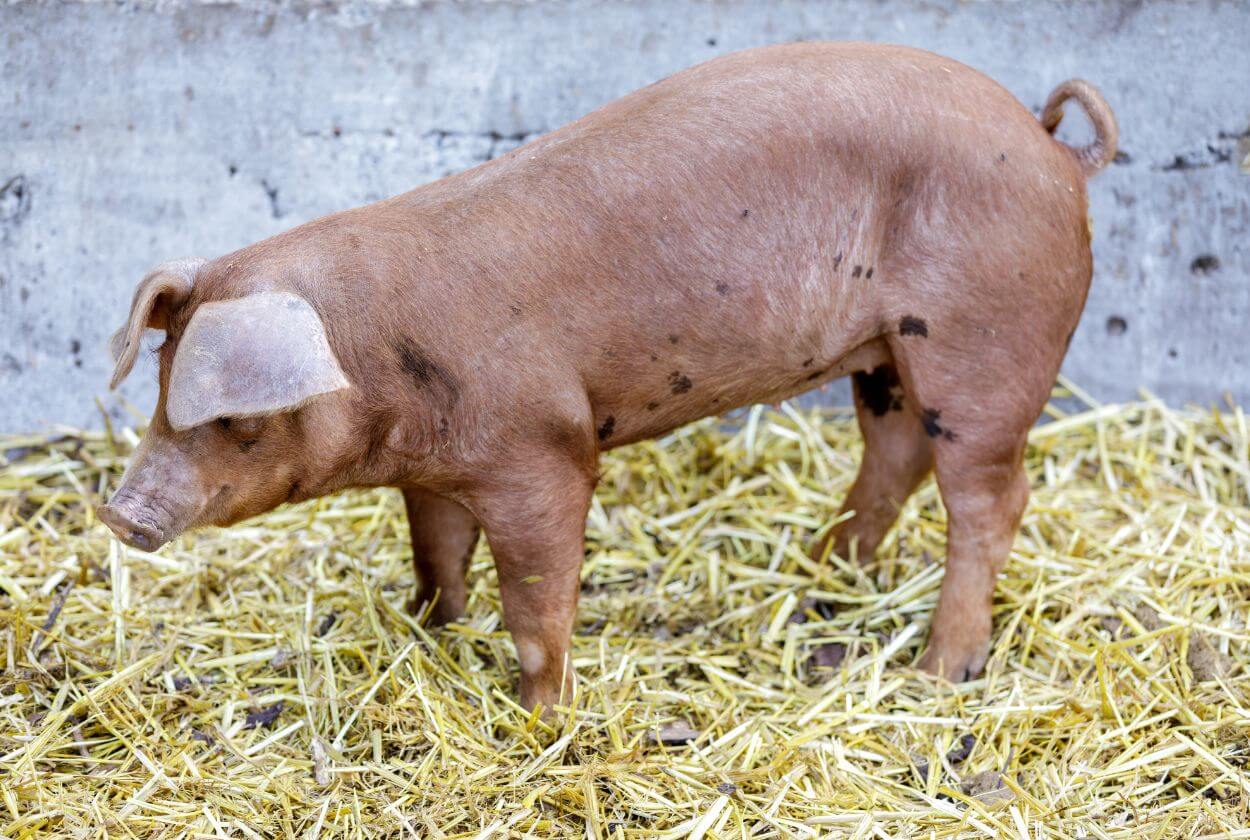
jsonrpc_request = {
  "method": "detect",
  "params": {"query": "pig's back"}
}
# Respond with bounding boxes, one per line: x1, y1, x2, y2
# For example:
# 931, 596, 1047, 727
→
394, 42, 1086, 444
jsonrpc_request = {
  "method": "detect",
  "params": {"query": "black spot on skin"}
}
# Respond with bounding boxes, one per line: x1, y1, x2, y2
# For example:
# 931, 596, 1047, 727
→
802, 357, 814, 367
438, 417, 450, 437
852, 265, 863, 278
921, 408, 957, 441
645, 401, 660, 411
1190, 254, 1220, 275
999, 153, 1007, 163
597, 415, 616, 442
852, 365, 902, 417
668, 334, 680, 344
741, 208, 749, 218
1106, 316, 1128, 336
285, 481, 301, 503
649, 353, 658, 362
394, 338, 459, 402
239, 439, 257, 453
921, 409, 941, 436
510, 303, 523, 316
865, 267, 874, 279
899, 316, 929, 337
715, 281, 731, 295
668, 371, 693, 394
833, 252, 843, 269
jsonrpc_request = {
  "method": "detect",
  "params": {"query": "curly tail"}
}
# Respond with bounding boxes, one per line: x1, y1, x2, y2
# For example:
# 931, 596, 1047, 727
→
1040, 79, 1118, 177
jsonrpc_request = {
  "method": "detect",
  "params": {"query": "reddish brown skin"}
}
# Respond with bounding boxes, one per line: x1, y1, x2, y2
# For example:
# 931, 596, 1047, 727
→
98, 43, 1117, 710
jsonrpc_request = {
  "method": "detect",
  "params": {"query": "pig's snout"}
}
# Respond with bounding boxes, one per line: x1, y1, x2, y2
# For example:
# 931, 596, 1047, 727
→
98, 436, 208, 551
97, 497, 170, 551
98, 475, 200, 551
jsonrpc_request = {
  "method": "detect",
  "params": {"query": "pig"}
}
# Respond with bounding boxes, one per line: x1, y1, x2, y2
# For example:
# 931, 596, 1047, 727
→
98, 42, 1117, 711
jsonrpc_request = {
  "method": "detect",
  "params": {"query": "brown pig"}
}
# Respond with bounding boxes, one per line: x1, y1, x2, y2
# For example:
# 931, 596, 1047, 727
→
98, 43, 1117, 710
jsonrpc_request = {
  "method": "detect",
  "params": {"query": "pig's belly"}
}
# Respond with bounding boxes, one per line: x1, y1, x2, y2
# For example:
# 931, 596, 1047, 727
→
587, 328, 890, 449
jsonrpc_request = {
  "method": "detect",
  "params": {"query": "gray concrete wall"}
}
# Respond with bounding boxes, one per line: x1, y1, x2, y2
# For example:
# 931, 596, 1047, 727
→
1, 0, 1248, 433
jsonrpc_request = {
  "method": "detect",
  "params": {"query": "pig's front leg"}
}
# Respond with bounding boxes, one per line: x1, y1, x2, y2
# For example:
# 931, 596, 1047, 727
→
403, 488, 480, 625
469, 449, 596, 712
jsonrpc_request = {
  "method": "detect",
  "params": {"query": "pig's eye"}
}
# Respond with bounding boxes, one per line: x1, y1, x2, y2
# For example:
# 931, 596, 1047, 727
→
215, 415, 265, 442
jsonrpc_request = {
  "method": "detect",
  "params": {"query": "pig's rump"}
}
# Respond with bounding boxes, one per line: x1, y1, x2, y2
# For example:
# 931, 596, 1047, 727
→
406, 42, 1092, 448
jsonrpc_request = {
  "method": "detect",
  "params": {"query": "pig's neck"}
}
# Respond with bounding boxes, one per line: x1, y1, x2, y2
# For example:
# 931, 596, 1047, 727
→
328, 390, 469, 497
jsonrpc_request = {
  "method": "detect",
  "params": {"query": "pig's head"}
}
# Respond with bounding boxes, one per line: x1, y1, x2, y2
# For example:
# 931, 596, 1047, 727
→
97, 258, 356, 550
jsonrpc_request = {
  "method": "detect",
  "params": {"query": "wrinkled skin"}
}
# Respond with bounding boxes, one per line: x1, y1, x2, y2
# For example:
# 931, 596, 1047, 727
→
98, 43, 1116, 711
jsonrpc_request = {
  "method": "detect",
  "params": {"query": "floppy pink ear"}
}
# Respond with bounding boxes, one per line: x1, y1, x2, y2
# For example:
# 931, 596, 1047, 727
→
165, 291, 350, 431
109, 258, 206, 389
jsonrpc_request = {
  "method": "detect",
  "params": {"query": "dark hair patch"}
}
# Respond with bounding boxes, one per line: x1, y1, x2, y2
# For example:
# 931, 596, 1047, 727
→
394, 338, 459, 404
899, 316, 929, 337
921, 408, 957, 441
852, 365, 902, 417
597, 415, 616, 442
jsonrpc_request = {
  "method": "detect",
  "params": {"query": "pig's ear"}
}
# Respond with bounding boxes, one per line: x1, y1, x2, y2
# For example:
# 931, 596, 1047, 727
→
165, 291, 350, 431
109, 258, 206, 389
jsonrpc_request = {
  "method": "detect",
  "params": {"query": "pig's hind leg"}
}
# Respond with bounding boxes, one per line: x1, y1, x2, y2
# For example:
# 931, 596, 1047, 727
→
811, 361, 935, 566
885, 316, 1059, 681
403, 488, 481, 625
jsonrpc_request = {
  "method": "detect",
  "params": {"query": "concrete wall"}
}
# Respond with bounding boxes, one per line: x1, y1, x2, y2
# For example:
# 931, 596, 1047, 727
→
1, 0, 1247, 433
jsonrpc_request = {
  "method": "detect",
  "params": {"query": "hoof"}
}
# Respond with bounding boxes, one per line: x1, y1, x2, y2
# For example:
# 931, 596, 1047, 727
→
917, 641, 988, 683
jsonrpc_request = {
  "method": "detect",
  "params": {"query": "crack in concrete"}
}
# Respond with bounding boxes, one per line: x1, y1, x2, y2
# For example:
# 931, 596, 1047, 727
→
424, 128, 537, 159
291, 126, 541, 161
0, 175, 31, 225
259, 177, 283, 219
1151, 129, 1249, 173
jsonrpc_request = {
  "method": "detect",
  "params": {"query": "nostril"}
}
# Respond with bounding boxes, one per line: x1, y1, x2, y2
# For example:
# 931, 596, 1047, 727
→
97, 503, 162, 551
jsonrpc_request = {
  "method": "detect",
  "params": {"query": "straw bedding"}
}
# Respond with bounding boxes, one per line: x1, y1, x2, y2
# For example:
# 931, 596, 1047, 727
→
1, 383, 1247, 838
